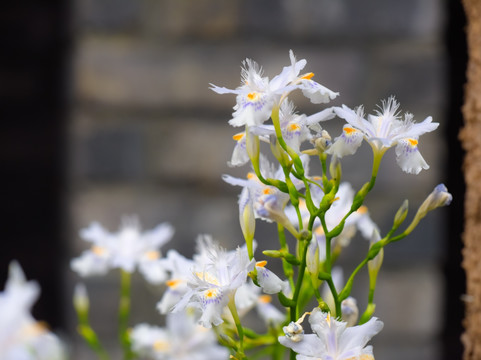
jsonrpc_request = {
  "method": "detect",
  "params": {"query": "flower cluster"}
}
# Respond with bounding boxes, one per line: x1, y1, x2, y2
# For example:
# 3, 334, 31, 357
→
3, 50, 451, 360
71, 216, 174, 284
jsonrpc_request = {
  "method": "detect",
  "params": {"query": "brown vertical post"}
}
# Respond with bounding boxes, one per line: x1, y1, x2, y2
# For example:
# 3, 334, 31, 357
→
460, 1, 481, 359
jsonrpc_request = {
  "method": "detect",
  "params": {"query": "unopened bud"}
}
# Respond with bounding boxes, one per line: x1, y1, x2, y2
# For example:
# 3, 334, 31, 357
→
329, 155, 342, 182
341, 297, 359, 327
74, 283, 90, 324
368, 230, 383, 275
270, 136, 289, 166
74, 283, 89, 313
263, 250, 283, 258
417, 184, 452, 218
393, 199, 409, 229
405, 184, 452, 235
245, 128, 260, 165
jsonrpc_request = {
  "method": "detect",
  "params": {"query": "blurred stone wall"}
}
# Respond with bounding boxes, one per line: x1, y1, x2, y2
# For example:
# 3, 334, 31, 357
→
67, 1, 448, 359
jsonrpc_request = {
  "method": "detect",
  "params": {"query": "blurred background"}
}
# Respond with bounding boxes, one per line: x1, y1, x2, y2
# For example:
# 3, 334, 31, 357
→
0, 0, 466, 359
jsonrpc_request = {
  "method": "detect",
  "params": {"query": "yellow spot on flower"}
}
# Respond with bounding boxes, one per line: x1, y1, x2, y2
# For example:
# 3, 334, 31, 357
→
288, 123, 301, 132
314, 226, 325, 236
262, 187, 275, 195
326, 313, 332, 327
91, 245, 107, 256
345, 355, 374, 360
407, 138, 418, 146
144, 250, 160, 260
23, 321, 48, 337
344, 127, 357, 135
166, 279, 182, 288
233, 132, 245, 141
357, 205, 368, 215
247, 172, 256, 180
256, 260, 267, 267
204, 288, 220, 299
195, 272, 220, 285
301, 72, 315, 80
153, 340, 170, 352
247, 92, 260, 101
259, 295, 272, 304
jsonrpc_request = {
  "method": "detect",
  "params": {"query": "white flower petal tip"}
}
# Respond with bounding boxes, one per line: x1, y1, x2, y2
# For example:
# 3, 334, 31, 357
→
280, 308, 383, 360
255, 261, 288, 294
300, 80, 339, 104
395, 138, 429, 174
326, 125, 364, 158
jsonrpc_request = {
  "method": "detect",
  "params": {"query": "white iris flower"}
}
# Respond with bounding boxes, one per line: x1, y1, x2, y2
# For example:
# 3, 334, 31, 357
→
279, 307, 383, 360
210, 50, 338, 128
327, 97, 439, 174
172, 241, 255, 328
71, 217, 174, 284
130, 312, 229, 360
0, 262, 65, 360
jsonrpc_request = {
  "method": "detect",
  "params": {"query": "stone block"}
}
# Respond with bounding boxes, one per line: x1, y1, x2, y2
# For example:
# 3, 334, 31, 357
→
281, 0, 443, 40
75, 0, 141, 32
141, 0, 240, 40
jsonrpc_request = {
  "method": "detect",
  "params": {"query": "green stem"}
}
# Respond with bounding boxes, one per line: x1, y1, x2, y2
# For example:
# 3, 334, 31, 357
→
340, 258, 368, 301
291, 241, 309, 322
367, 147, 385, 191
326, 277, 342, 318
320, 216, 331, 271
119, 270, 133, 360
228, 296, 246, 359
278, 224, 295, 289
77, 324, 110, 360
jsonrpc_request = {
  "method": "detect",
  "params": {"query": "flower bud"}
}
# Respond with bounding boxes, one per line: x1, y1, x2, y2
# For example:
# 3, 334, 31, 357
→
270, 136, 290, 167
367, 230, 383, 275
74, 283, 89, 313
306, 240, 320, 276
245, 127, 260, 165
417, 183, 452, 218
341, 297, 359, 327
239, 188, 255, 258
329, 155, 342, 182
74, 283, 90, 324
393, 199, 409, 229
405, 184, 452, 235
262, 250, 283, 258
